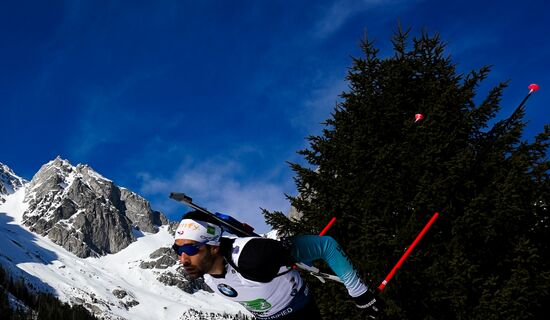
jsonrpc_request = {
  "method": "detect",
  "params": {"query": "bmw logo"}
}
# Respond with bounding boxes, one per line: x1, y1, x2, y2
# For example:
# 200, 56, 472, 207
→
217, 284, 238, 297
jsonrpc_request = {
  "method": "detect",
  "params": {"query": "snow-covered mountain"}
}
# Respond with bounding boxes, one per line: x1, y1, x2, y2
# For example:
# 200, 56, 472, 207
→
0, 159, 251, 320
0, 162, 26, 204
22, 157, 170, 258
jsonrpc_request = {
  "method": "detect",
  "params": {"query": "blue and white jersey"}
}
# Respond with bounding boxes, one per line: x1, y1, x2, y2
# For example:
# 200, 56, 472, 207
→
204, 235, 369, 319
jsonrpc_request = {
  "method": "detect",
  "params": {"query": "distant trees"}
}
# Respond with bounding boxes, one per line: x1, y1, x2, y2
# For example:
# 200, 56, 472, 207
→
0, 264, 98, 320
264, 27, 550, 319
1, 283, 14, 319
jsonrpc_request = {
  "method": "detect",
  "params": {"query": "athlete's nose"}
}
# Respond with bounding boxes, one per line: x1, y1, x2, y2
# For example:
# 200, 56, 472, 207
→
179, 252, 191, 265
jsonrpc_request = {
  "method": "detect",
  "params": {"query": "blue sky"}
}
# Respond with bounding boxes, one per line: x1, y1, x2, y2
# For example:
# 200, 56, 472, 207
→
1, 0, 548, 233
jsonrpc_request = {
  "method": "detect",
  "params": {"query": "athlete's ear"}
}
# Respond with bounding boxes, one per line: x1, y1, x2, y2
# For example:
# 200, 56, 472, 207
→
210, 245, 220, 255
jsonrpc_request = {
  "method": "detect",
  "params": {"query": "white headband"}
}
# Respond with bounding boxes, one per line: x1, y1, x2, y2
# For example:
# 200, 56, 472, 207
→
174, 219, 222, 245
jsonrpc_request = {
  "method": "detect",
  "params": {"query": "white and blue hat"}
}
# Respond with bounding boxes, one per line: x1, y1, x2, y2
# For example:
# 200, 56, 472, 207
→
175, 219, 222, 245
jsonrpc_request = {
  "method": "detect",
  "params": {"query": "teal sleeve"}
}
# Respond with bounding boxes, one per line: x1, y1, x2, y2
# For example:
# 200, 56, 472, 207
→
289, 235, 369, 297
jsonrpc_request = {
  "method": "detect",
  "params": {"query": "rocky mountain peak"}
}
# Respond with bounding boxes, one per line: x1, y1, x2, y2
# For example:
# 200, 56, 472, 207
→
1, 162, 26, 204
22, 157, 168, 258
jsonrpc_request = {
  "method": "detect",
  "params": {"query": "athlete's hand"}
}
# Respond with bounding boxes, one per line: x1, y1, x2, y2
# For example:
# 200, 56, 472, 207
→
353, 289, 383, 319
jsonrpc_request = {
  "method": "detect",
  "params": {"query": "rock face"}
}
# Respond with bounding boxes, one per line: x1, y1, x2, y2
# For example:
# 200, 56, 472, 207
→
139, 246, 212, 294
156, 267, 212, 294
139, 247, 176, 269
0, 163, 26, 203
120, 188, 169, 233
22, 157, 168, 258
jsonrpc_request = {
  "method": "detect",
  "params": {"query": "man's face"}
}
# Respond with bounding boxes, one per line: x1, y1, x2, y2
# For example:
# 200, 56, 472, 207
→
174, 239, 215, 279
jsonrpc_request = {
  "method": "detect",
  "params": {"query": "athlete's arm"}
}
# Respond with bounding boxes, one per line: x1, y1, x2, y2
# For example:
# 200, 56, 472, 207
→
288, 235, 369, 298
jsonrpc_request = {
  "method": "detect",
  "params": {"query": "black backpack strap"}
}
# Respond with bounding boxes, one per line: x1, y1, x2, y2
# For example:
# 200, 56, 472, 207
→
219, 237, 295, 282
219, 237, 241, 272
220, 238, 240, 273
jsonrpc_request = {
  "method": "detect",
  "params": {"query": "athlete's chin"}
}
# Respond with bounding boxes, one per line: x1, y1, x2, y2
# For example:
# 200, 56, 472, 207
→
184, 268, 203, 279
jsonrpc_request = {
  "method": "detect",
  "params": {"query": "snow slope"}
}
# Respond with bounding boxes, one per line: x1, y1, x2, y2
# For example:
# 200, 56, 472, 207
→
0, 189, 250, 320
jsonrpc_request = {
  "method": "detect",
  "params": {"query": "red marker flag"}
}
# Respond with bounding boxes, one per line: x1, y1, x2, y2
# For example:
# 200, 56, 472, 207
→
528, 83, 540, 93
414, 113, 424, 123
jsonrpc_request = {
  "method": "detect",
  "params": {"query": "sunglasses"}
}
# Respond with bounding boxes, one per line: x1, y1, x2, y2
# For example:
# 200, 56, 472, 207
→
172, 241, 208, 257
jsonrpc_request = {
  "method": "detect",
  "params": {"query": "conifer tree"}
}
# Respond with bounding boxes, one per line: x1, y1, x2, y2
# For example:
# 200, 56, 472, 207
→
0, 264, 99, 319
263, 27, 549, 319
0, 287, 13, 319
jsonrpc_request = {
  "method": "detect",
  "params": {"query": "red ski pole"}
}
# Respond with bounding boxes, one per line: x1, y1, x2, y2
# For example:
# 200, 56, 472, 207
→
319, 217, 337, 236
378, 212, 439, 291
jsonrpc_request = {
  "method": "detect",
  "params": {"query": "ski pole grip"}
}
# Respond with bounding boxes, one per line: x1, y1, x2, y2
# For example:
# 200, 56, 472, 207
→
169, 192, 193, 203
